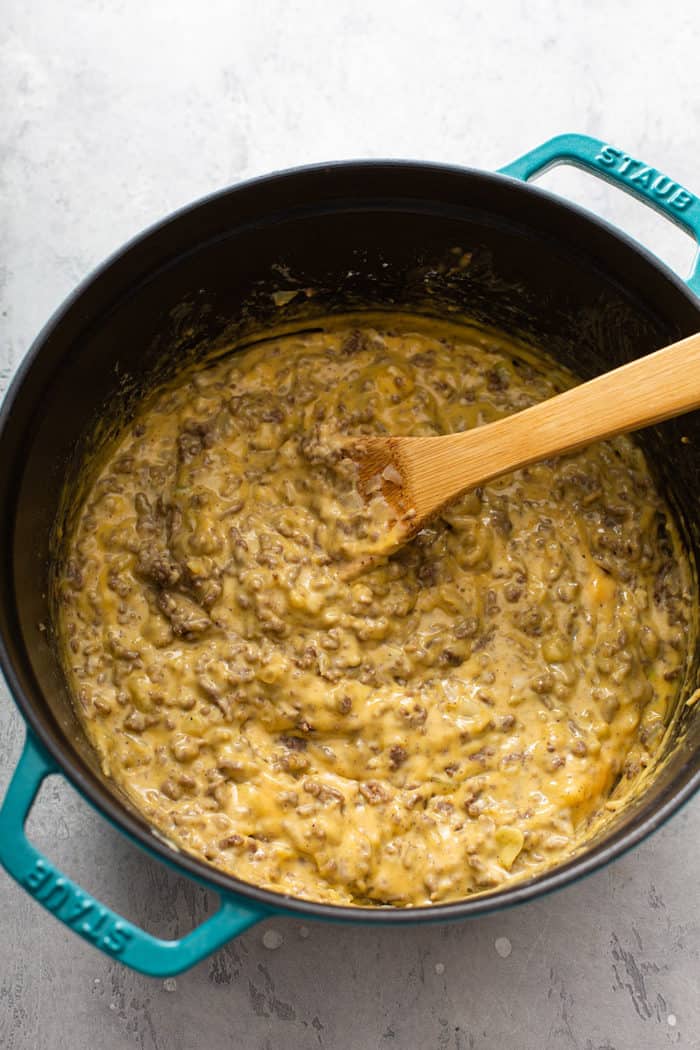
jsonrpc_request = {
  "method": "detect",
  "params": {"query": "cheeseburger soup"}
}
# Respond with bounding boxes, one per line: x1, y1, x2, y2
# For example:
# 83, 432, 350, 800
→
57, 317, 692, 906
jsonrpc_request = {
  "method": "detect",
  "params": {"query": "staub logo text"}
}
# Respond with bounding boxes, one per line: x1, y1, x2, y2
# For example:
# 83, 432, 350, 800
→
23, 857, 133, 955
596, 145, 695, 212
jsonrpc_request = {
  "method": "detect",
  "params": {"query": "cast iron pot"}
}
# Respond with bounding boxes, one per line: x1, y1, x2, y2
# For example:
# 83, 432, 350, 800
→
1, 134, 699, 977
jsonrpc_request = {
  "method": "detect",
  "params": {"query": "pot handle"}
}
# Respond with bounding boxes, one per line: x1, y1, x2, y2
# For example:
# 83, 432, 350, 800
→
0, 732, 268, 977
499, 133, 700, 296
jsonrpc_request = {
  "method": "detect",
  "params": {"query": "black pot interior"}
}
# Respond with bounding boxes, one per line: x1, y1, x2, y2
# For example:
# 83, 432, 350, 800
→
1, 162, 699, 915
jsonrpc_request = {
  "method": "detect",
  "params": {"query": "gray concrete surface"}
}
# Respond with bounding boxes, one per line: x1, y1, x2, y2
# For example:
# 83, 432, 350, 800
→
1, 2, 699, 1047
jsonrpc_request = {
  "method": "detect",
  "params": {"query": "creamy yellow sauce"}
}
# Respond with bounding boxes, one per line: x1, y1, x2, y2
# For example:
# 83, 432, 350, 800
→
56, 317, 692, 906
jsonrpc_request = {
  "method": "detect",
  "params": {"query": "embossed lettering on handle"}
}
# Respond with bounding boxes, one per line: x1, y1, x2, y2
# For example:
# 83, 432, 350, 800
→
0, 733, 266, 976
499, 133, 700, 296
595, 144, 696, 212
23, 858, 134, 955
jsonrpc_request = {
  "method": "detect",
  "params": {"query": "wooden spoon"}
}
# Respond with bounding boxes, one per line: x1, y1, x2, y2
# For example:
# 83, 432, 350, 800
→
347, 331, 700, 566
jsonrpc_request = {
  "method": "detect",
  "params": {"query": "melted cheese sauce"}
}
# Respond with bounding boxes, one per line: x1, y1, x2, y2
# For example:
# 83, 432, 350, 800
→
57, 317, 692, 906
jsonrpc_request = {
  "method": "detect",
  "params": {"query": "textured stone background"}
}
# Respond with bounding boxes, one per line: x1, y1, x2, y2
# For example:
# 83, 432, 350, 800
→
1, 3, 699, 1048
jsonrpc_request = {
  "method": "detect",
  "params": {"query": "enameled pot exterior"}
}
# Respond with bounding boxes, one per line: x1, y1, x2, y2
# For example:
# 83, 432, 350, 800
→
1, 134, 699, 976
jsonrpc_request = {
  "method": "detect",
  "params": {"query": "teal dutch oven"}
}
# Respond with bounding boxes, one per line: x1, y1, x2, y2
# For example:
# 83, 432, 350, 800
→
0, 134, 699, 976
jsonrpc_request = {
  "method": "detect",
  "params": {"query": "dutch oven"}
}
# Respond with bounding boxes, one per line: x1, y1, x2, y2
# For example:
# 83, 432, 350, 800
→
0, 133, 699, 976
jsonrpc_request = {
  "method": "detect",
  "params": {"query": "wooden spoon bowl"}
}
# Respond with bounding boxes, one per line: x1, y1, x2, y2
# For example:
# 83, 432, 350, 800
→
347, 331, 700, 559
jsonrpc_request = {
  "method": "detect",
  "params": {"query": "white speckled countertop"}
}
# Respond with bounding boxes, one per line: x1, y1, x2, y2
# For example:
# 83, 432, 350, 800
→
1, 3, 699, 1048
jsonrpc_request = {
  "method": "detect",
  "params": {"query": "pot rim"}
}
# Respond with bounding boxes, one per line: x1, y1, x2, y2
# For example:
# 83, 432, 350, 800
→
1, 156, 699, 921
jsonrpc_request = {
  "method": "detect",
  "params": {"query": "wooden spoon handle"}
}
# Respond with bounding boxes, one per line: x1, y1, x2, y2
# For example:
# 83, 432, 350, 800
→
496, 329, 700, 458
402, 331, 700, 514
